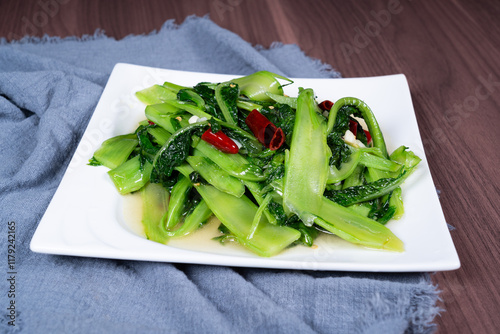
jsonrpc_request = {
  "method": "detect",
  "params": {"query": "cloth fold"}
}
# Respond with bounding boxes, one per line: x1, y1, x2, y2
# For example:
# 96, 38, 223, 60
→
0, 16, 440, 333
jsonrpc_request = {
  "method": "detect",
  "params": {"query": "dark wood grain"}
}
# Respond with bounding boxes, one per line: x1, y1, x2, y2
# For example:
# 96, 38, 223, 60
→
1, 0, 499, 332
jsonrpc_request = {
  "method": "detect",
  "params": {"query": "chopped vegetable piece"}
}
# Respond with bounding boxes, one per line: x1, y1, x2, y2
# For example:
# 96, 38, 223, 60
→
243, 180, 279, 225
236, 99, 263, 112
389, 146, 422, 171
314, 197, 404, 251
324, 169, 416, 206
328, 150, 362, 184
151, 122, 207, 186
163, 81, 188, 93
247, 193, 273, 240
147, 126, 171, 146
162, 174, 193, 230
348, 119, 373, 146
231, 71, 292, 102
141, 182, 170, 244
194, 140, 265, 181
283, 88, 329, 225
107, 156, 152, 195
92, 134, 138, 169
177, 89, 206, 109
389, 187, 404, 219
195, 184, 300, 257
265, 92, 297, 109
215, 82, 239, 125
145, 103, 186, 133
163, 99, 214, 120
165, 200, 212, 237
136, 84, 177, 105
186, 155, 245, 197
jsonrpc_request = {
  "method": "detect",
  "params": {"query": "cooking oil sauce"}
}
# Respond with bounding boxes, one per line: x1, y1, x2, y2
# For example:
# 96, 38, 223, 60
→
121, 193, 248, 255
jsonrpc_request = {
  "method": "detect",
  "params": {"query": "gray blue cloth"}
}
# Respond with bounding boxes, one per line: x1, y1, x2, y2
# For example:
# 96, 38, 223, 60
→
0, 16, 440, 333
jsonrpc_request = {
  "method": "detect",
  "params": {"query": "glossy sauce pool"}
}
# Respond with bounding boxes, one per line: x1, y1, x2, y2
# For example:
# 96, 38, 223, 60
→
119, 193, 341, 259
121, 193, 251, 255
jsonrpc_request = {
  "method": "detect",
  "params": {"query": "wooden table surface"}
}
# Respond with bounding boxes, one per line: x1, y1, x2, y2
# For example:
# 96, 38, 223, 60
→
1, 0, 499, 332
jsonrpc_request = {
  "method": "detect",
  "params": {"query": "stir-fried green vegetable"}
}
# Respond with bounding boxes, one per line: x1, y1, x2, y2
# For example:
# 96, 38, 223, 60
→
90, 71, 420, 256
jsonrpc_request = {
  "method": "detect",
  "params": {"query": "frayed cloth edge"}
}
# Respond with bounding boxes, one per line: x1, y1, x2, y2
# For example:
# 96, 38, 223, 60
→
1, 15, 342, 79
358, 278, 443, 334
257, 41, 342, 78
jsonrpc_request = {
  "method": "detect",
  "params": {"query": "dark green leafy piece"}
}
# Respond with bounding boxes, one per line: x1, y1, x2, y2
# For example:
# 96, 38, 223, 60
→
193, 83, 225, 120
327, 134, 351, 169
182, 187, 203, 218
136, 124, 161, 165
88, 156, 102, 166
189, 171, 204, 184
368, 194, 397, 224
224, 127, 262, 156
213, 223, 236, 244
245, 149, 277, 169
327, 105, 361, 168
288, 220, 319, 247
324, 170, 413, 206
267, 200, 288, 225
266, 163, 285, 184
207, 117, 222, 133
151, 122, 208, 187
261, 152, 286, 186
267, 201, 318, 247
177, 89, 205, 109
215, 82, 239, 125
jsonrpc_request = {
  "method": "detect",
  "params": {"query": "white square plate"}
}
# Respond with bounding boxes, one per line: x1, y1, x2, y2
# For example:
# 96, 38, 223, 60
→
30, 63, 460, 272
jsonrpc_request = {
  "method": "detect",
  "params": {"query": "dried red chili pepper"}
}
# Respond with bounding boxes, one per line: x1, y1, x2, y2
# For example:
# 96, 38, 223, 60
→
201, 128, 239, 154
318, 100, 334, 111
349, 120, 372, 145
349, 120, 358, 136
245, 109, 285, 151
364, 129, 372, 145
148, 120, 156, 125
